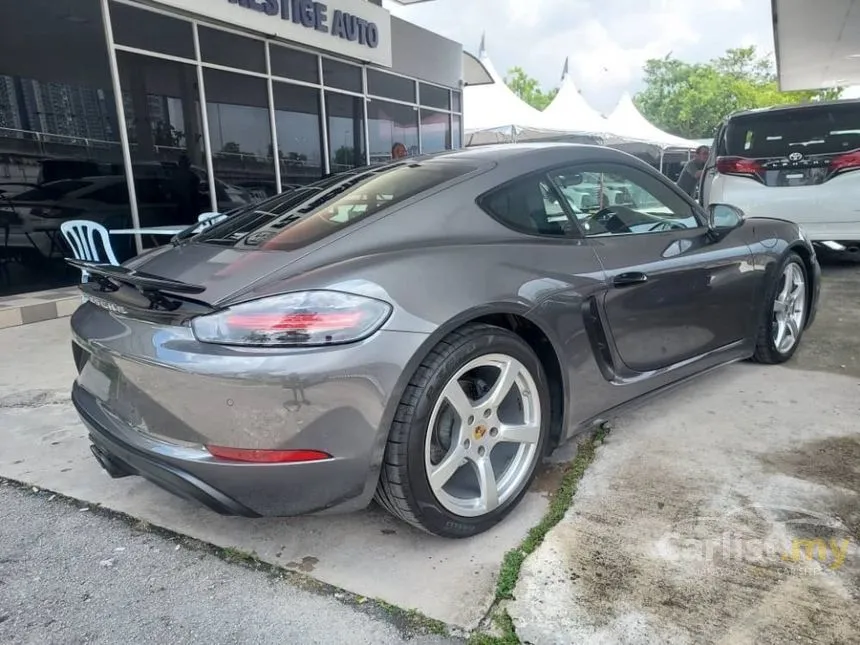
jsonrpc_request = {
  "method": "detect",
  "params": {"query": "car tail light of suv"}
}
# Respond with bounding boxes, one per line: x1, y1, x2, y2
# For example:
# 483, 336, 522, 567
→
829, 150, 860, 175
715, 156, 764, 182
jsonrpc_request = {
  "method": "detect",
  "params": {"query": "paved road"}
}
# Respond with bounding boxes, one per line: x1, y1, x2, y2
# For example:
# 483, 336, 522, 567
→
0, 483, 460, 645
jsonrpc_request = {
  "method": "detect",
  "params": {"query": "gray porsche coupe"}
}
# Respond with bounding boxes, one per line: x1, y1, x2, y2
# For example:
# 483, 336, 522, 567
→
69, 143, 819, 538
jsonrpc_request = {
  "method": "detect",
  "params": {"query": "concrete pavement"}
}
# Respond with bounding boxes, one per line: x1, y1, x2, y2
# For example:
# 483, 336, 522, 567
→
508, 263, 860, 644
0, 482, 460, 645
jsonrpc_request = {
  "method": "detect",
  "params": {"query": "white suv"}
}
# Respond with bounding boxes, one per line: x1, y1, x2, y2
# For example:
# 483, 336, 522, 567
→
700, 100, 860, 260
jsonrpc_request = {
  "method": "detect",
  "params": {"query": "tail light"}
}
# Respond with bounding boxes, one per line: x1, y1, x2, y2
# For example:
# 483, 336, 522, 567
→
830, 150, 860, 174
206, 446, 331, 463
716, 156, 763, 179
191, 290, 392, 347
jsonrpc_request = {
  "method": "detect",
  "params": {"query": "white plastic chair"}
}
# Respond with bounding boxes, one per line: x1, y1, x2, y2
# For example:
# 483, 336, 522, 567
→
60, 220, 120, 283
196, 211, 227, 231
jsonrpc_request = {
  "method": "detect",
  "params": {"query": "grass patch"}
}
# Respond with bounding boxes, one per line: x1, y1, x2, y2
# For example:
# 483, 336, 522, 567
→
219, 546, 262, 566
496, 426, 608, 601
468, 610, 519, 645
375, 599, 449, 636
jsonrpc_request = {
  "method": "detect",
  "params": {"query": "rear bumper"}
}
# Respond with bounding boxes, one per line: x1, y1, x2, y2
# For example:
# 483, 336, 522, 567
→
69, 302, 431, 516
76, 385, 259, 517
73, 381, 381, 516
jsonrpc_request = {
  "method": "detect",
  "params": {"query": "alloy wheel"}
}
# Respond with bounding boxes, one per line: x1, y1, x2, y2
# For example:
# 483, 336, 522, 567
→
424, 353, 541, 517
772, 262, 806, 354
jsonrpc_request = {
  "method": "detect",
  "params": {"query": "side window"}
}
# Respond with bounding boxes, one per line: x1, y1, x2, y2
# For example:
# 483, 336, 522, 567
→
548, 164, 701, 237
480, 175, 574, 237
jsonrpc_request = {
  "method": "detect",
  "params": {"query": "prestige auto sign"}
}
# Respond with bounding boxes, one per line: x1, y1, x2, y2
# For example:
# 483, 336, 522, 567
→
150, 0, 392, 67
230, 0, 380, 49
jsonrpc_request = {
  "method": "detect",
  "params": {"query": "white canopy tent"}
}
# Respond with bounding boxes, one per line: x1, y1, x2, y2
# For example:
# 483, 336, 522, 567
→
541, 59, 612, 137
463, 38, 597, 146
605, 92, 699, 151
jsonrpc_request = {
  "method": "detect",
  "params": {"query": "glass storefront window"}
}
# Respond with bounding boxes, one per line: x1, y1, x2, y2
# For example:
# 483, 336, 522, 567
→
117, 51, 212, 241
273, 82, 324, 186
0, 0, 462, 297
326, 92, 366, 173
420, 83, 450, 111
452, 115, 462, 149
420, 109, 451, 154
367, 70, 415, 103
322, 59, 363, 93
199, 26, 266, 74
368, 100, 418, 163
204, 69, 276, 203
110, 2, 194, 60
270, 44, 319, 84
452, 90, 462, 113
0, 0, 125, 295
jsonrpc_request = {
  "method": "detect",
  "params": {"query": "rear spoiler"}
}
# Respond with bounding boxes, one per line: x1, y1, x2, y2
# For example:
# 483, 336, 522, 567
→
66, 259, 206, 295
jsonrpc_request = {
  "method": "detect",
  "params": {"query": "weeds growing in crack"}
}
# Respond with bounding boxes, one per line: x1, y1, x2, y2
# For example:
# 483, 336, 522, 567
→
471, 425, 610, 644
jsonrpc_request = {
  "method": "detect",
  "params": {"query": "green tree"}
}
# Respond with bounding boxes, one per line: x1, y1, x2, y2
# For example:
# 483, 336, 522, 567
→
634, 46, 843, 139
505, 67, 559, 110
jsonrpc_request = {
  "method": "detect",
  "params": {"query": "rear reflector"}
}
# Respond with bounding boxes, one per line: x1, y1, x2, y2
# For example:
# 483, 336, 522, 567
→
206, 446, 332, 463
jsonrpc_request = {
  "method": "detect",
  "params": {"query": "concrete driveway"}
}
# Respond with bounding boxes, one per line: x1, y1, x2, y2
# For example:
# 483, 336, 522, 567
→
509, 262, 860, 644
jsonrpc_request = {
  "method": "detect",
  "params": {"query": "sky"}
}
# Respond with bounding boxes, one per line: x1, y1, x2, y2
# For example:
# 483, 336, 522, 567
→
383, 0, 799, 113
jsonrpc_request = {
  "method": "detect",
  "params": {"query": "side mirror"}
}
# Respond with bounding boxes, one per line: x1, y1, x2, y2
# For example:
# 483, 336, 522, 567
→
707, 203, 744, 231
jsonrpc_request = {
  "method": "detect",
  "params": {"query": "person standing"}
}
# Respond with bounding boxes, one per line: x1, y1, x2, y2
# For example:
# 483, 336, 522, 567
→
677, 145, 709, 198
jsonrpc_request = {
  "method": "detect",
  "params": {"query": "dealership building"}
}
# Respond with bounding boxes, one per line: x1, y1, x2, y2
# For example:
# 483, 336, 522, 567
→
0, 0, 487, 298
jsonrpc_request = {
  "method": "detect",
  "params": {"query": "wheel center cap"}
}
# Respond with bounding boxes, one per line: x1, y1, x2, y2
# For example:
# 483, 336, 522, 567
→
473, 425, 488, 441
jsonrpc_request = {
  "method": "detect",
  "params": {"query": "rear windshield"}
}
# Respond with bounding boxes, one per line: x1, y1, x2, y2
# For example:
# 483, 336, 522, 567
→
194, 160, 476, 251
724, 103, 860, 158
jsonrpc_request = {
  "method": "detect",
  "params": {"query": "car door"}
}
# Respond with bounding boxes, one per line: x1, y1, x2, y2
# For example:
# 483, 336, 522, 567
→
548, 161, 757, 375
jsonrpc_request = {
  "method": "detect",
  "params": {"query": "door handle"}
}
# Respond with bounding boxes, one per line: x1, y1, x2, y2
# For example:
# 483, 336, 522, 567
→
613, 271, 648, 287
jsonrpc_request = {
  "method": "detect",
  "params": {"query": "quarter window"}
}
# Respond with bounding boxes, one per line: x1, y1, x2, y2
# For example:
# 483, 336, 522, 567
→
480, 176, 575, 237
548, 164, 701, 236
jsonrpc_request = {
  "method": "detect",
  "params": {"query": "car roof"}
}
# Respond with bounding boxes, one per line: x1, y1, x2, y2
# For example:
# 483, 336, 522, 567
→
412, 142, 635, 174
727, 97, 860, 120
436, 142, 605, 161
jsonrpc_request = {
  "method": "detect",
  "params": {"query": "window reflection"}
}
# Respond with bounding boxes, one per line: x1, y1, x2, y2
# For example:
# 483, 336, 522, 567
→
0, 0, 124, 295
322, 59, 362, 93
273, 82, 324, 186
118, 51, 210, 234
420, 109, 451, 154
326, 92, 366, 173
204, 69, 276, 203
452, 115, 462, 149
420, 83, 450, 110
368, 100, 418, 163
110, 1, 194, 59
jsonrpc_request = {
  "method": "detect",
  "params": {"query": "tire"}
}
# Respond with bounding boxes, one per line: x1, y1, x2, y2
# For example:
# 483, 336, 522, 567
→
751, 252, 809, 364
375, 323, 550, 538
